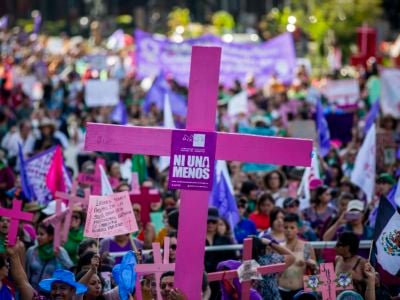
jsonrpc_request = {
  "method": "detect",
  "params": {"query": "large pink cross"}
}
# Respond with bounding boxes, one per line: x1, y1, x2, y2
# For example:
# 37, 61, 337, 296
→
55, 181, 90, 243
42, 199, 67, 251
304, 263, 353, 300
84, 46, 312, 298
135, 237, 175, 300
0, 199, 33, 246
208, 238, 286, 299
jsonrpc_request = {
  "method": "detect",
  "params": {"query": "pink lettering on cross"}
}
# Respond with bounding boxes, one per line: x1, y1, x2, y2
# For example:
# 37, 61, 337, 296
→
0, 199, 33, 246
55, 181, 90, 243
304, 263, 353, 300
42, 199, 66, 251
84, 46, 312, 298
208, 238, 286, 299
135, 237, 175, 300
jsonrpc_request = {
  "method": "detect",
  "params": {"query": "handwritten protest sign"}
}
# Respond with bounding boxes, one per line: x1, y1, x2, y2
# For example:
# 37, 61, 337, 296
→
168, 131, 217, 190
85, 79, 119, 107
84, 191, 138, 238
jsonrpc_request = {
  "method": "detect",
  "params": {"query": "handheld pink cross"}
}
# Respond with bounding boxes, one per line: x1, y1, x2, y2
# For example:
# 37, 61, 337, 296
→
208, 238, 286, 299
55, 181, 90, 243
304, 263, 353, 300
0, 199, 33, 246
77, 158, 105, 195
84, 46, 312, 298
135, 237, 175, 300
42, 199, 67, 251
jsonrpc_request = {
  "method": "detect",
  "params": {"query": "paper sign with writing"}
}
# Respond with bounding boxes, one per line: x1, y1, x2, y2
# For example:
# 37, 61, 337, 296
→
322, 79, 360, 105
168, 130, 217, 191
84, 191, 138, 238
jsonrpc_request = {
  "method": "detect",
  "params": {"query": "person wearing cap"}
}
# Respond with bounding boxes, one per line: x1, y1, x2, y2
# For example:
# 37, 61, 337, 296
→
33, 117, 63, 153
324, 200, 373, 260
25, 222, 73, 290
375, 173, 396, 197
205, 207, 236, 299
7, 240, 85, 300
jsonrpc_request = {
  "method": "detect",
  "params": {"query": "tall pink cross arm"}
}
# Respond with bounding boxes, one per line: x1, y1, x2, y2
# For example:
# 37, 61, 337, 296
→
304, 263, 353, 300
84, 46, 312, 299
207, 238, 286, 299
0, 199, 33, 246
42, 199, 68, 251
77, 158, 106, 195
55, 181, 90, 243
135, 237, 175, 300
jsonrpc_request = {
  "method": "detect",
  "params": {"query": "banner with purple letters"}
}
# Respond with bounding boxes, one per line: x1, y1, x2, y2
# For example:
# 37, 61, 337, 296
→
135, 30, 296, 87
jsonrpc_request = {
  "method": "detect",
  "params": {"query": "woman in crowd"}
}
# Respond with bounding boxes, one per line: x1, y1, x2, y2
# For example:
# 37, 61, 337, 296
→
260, 207, 286, 243
217, 217, 235, 243
252, 236, 295, 299
0, 255, 14, 299
302, 185, 337, 237
26, 222, 73, 290
263, 170, 288, 207
249, 192, 275, 232
63, 209, 85, 265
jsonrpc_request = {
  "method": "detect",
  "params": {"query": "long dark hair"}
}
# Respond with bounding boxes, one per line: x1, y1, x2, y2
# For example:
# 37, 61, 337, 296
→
76, 270, 105, 300
269, 207, 285, 230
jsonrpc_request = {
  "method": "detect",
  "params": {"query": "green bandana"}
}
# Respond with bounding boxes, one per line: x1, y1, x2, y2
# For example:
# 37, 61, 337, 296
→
64, 227, 84, 264
0, 236, 5, 254
38, 243, 55, 261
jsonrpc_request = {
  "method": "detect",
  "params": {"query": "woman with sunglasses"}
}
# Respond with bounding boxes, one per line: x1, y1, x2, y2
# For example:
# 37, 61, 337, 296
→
0, 256, 14, 299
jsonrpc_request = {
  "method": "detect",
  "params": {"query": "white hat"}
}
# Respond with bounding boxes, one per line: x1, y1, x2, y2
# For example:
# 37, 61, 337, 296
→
42, 200, 67, 215
346, 200, 364, 212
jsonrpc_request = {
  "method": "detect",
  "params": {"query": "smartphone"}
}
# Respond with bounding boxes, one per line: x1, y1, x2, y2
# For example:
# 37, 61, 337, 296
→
344, 211, 361, 221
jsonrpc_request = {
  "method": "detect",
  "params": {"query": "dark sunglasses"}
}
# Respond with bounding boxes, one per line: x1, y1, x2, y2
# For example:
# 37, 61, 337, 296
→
72, 215, 81, 220
207, 220, 217, 224
170, 244, 177, 250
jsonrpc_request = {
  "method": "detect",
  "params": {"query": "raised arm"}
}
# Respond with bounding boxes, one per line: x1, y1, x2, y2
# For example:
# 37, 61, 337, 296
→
260, 238, 295, 268
7, 242, 35, 300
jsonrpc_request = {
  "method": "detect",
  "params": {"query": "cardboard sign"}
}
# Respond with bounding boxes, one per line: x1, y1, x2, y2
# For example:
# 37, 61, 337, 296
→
84, 191, 138, 238
85, 79, 119, 107
168, 130, 217, 191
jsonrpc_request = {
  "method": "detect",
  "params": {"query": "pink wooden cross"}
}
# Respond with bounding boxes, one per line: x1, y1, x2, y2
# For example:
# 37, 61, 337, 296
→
135, 237, 175, 300
208, 238, 286, 299
129, 180, 161, 225
42, 199, 68, 251
0, 199, 33, 246
55, 181, 90, 243
304, 263, 353, 300
84, 46, 312, 298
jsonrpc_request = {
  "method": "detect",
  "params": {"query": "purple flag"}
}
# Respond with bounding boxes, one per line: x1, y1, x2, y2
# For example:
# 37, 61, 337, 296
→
18, 143, 35, 201
111, 101, 128, 125
33, 13, 42, 34
315, 99, 331, 157
209, 171, 240, 233
144, 74, 187, 117
364, 100, 380, 134
0, 16, 8, 30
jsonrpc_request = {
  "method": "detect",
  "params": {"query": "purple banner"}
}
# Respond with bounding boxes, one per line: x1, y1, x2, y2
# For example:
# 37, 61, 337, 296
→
168, 130, 217, 191
135, 30, 296, 87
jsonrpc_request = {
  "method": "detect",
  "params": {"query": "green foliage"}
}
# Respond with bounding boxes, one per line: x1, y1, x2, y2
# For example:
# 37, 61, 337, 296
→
211, 11, 235, 35
167, 7, 191, 32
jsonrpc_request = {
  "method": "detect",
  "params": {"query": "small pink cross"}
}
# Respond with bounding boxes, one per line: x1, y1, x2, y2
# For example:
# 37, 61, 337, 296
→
55, 181, 90, 243
0, 199, 33, 246
77, 158, 105, 195
304, 263, 353, 300
42, 199, 67, 251
207, 238, 286, 299
135, 237, 175, 300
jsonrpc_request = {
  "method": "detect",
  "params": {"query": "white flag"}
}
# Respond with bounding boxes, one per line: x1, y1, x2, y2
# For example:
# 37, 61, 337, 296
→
351, 124, 376, 202
99, 165, 113, 196
228, 91, 248, 117
158, 93, 175, 172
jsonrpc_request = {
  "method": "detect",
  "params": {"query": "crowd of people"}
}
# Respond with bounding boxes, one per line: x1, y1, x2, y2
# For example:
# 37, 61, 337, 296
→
0, 21, 399, 300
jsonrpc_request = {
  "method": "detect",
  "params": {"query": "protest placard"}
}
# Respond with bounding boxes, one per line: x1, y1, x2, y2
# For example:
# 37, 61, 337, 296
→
84, 191, 138, 238
84, 79, 119, 107
376, 131, 397, 171
322, 79, 360, 105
